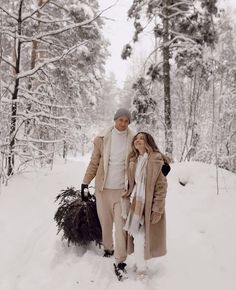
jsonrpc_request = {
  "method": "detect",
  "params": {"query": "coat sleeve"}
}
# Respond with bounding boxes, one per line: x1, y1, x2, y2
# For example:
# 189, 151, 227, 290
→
151, 158, 168, 214
82, 136, 102, 184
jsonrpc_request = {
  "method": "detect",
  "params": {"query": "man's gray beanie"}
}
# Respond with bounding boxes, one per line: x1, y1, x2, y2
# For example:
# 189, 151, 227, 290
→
114, 108, 131, 123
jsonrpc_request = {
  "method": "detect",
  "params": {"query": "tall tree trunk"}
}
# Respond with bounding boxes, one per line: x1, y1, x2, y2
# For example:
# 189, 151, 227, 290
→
7, 0, 24, 176
162, 0, 173, 157
25, 0, 43, 135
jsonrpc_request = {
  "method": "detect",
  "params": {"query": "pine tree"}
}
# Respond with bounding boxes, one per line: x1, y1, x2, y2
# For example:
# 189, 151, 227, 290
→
122, 0, 218, 158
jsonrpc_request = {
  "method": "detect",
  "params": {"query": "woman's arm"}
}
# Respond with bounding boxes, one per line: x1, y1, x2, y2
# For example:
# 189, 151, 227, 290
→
152, 171, 168, 214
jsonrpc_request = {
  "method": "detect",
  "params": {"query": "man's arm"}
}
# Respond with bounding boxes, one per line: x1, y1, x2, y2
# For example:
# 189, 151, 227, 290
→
82, 136, 102, 185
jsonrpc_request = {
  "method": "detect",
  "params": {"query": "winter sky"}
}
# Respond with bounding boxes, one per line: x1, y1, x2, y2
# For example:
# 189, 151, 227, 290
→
98, 0, 236, 88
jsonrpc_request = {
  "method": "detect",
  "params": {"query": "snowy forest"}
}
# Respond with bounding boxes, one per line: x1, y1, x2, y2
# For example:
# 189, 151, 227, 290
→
0, 0, 235, 179
0, 1, 236, 290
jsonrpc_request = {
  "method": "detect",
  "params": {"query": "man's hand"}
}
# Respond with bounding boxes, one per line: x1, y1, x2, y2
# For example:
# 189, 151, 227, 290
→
81, 184, 88, 201
162, 162, 171, 176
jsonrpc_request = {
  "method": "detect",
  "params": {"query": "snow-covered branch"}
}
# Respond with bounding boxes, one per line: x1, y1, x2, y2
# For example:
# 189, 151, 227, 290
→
167, 1, 193, 9
0, 6, 18, 21
167, 10, 191, 19
163, 34, 196, 48
49, 1, 69, 13
17, 138, 64, 144
16, 112, 73, 122
0, 56, 16, 70
21, 0, 50, 22
30, 16, 72, 24
16, 42, 87, 79
19, 91, 73, 109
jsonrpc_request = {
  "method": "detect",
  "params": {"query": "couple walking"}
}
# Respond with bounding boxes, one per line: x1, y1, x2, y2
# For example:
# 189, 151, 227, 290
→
81, 108, 169, 281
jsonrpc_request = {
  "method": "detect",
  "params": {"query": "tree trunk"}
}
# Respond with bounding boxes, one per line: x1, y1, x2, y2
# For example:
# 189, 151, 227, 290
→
7, 0, 24, 176
25, 0, 43, 135
162, 0, 173, 157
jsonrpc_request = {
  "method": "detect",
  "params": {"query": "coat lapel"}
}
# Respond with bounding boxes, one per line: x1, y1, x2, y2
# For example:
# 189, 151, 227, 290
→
103, 130, 112, 181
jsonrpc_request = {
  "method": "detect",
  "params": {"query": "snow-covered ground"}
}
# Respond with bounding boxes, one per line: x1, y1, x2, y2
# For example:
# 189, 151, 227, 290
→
0, 156, 235, 290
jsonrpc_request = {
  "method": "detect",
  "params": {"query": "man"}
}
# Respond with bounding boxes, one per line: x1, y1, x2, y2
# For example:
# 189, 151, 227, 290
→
81, 108, 134, 279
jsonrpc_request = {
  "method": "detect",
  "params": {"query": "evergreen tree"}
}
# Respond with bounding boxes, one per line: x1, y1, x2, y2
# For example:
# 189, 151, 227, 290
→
122, 0, 218, 158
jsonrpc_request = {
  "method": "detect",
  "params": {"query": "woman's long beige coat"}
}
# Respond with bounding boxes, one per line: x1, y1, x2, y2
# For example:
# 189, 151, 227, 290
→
124, 152, 168, 260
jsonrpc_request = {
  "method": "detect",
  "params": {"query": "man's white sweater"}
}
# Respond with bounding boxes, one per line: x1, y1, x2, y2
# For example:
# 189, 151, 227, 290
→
104, 127, 128, 189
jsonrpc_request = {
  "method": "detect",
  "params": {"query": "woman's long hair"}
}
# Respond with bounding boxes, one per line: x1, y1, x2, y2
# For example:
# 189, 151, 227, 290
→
129, 132, 170, 163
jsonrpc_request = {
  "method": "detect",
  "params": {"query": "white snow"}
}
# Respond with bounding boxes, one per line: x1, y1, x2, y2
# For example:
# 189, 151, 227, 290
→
0, 157, 235, 290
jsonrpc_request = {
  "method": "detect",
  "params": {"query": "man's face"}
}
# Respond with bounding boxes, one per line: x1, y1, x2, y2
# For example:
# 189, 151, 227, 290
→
114, 116, 129, 131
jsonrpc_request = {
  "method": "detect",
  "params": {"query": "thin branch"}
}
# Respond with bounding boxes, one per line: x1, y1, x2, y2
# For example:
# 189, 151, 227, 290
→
49, 1, 69, 13
162, 34, 196, 48
16, 111, 73, 122
0, 6, 18, 21
167, 1, 193, 9
0, 56, 16, 69
19, 91, 73, 109
17, 138, 65, 144
22, 0, 50, 22
30, 16, 72, 24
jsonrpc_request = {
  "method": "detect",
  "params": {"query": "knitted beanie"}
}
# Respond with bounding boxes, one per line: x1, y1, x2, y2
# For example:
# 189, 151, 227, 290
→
113, 108, 131, 123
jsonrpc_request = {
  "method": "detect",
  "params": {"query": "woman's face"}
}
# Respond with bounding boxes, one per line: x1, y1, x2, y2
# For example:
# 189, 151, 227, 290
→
133, 133, 146, 153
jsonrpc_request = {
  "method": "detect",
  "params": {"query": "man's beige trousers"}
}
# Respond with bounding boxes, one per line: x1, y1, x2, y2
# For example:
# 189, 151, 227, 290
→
96, 188, 127, 263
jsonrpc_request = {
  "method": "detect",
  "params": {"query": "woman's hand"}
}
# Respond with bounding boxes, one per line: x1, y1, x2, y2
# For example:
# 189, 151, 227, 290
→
151, 212, 162, 224
121, 190, 128, 197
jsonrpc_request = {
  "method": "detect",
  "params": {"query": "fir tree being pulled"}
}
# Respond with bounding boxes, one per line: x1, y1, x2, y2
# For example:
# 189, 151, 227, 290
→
54, 187, 102, 246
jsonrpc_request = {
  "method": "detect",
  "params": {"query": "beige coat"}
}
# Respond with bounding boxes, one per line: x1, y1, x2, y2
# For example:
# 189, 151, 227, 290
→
83, 126, 135, 192
124, 152, 168, 260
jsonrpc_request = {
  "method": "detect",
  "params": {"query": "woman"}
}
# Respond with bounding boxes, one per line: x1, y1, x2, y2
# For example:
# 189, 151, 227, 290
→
121, 132, 168, 279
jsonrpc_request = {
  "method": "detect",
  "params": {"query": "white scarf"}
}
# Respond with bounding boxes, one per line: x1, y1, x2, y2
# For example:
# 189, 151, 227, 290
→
123, 152, 148, 236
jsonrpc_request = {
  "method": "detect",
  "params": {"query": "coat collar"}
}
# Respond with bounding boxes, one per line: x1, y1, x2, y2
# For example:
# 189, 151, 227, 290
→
97, 125, 134, 138
97, 125, 113, 137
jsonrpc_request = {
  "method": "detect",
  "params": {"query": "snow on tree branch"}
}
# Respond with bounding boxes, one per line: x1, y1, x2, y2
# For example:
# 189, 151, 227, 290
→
0, 6, 18, 21
16, 138, 65, 144
18, 91, 74, 109
30, 16, 72, 24
21, 0, 51, 22
16, 42, 88, 79
167, 1, 193, 9
17, 111, 73, 122
0, 56, 16, 70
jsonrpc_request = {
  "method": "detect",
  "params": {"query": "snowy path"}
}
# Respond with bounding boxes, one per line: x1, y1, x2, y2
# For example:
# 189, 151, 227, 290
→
0, 158, 236, 290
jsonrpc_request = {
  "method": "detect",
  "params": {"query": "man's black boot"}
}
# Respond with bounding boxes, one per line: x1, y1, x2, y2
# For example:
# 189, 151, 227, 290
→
103, 249, 114, 257
113, 262, 128, 281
